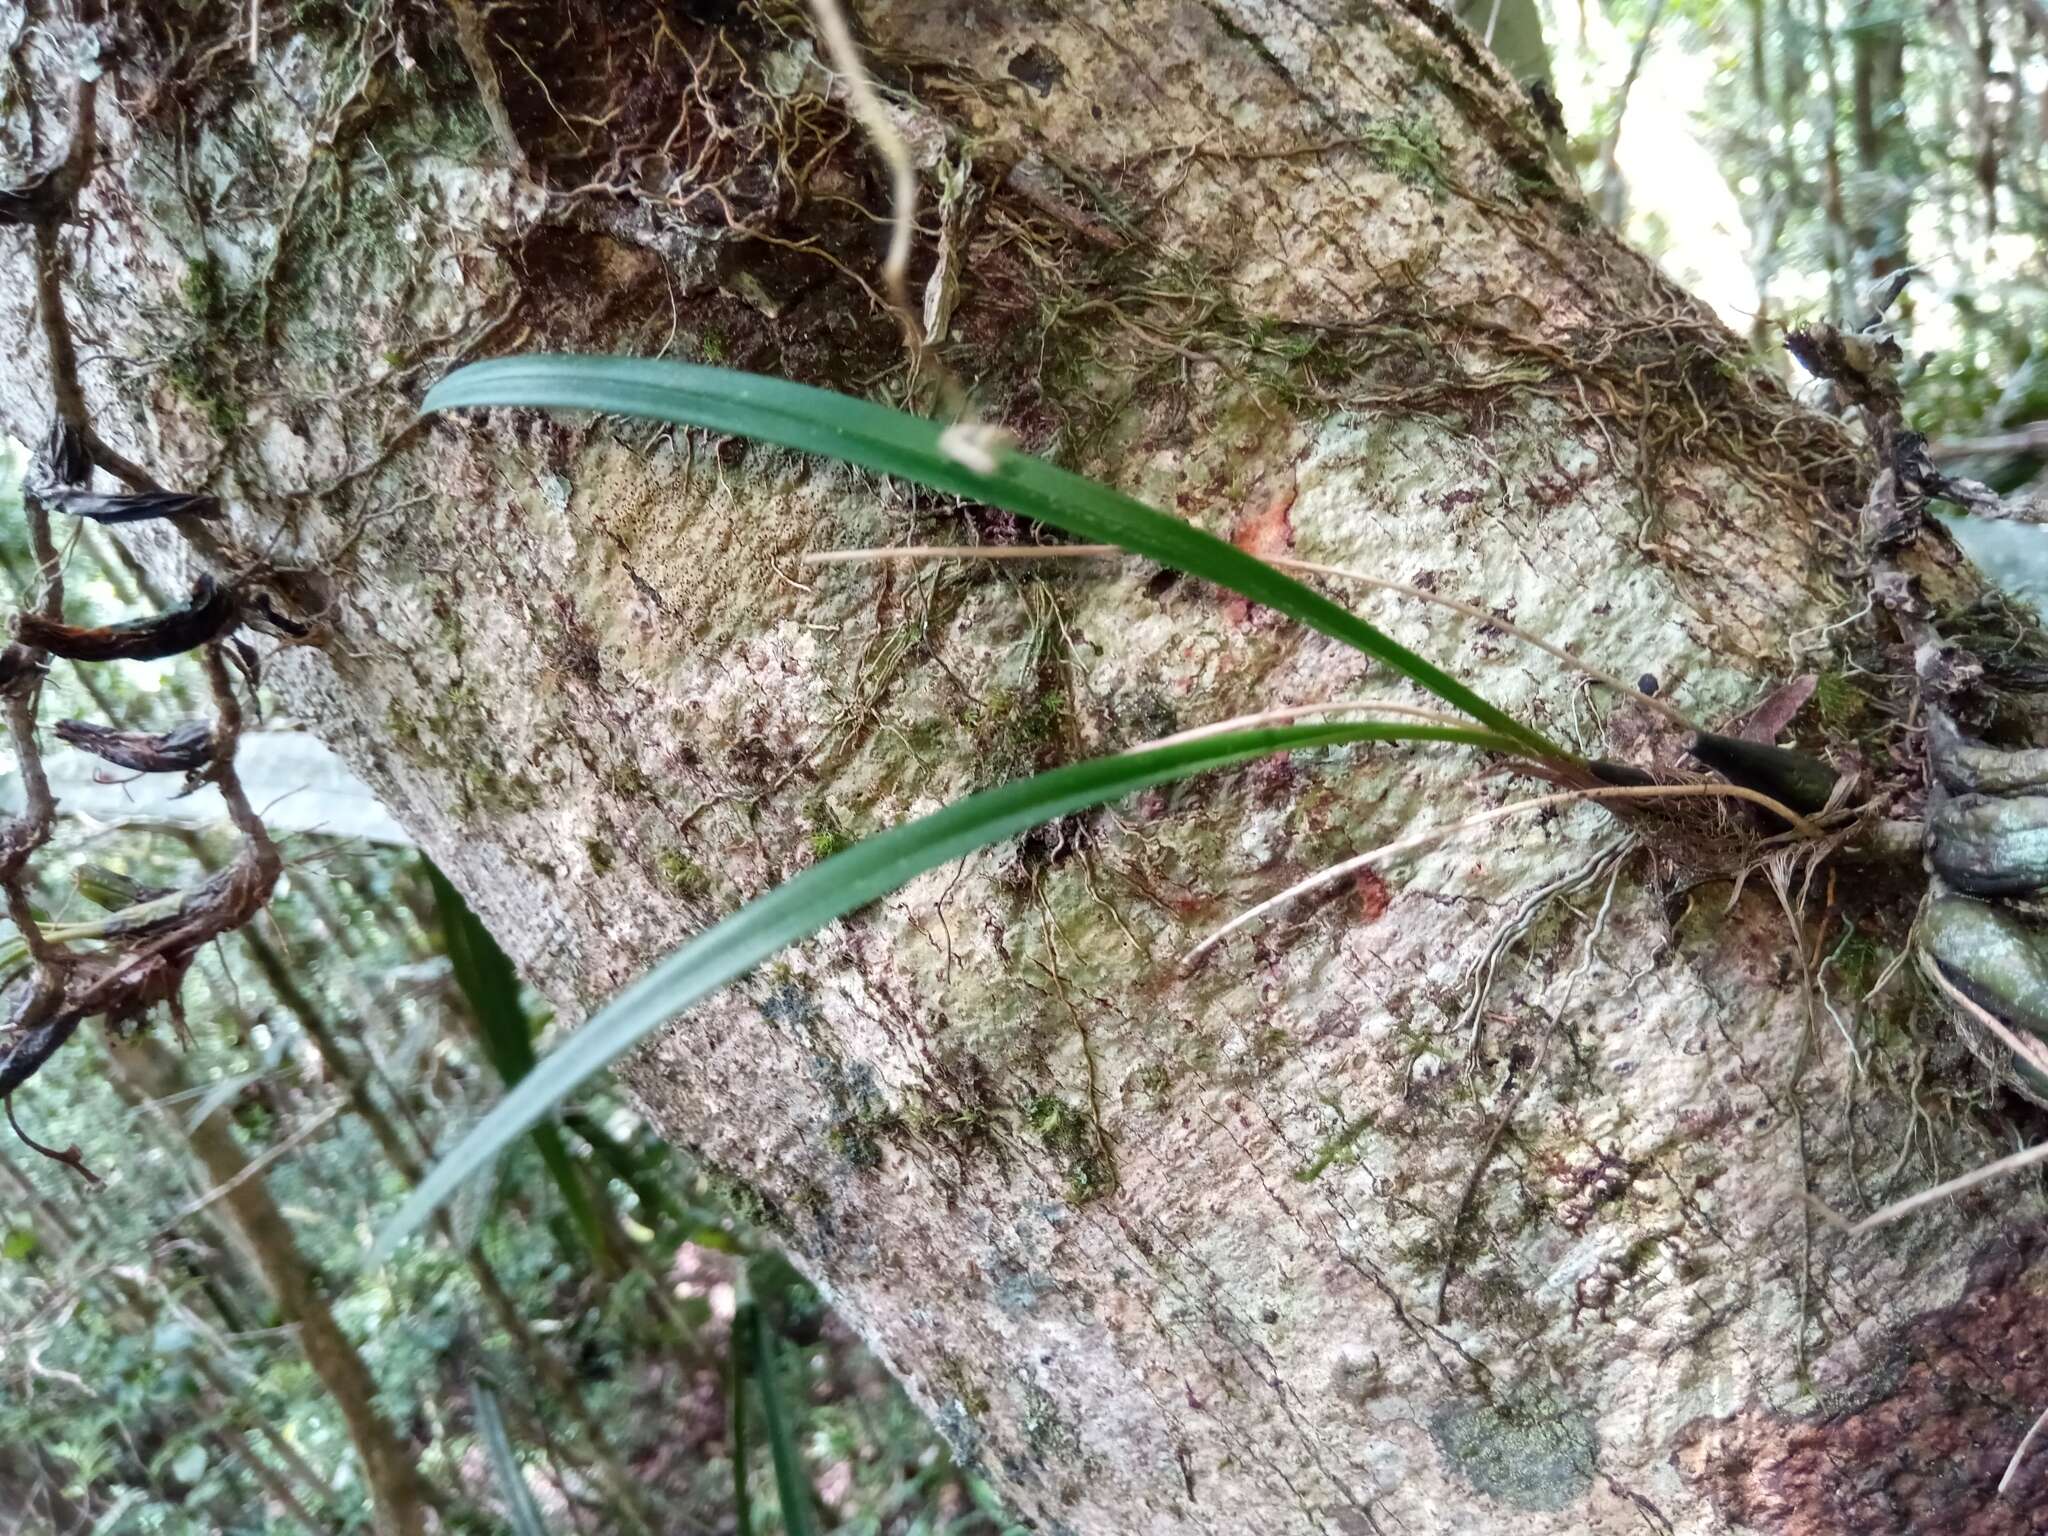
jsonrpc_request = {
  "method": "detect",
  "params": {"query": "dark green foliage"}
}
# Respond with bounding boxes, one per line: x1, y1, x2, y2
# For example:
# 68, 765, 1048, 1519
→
428, 859, 610, 1261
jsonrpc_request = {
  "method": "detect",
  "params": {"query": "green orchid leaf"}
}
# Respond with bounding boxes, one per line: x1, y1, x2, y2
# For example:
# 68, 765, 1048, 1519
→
371, 721, 1515, 1259
422, 356, 1563, 761
472, 1378, 548, 1536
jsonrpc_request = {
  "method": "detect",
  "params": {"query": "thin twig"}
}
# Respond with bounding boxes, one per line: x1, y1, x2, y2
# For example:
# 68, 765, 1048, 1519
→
1806, 1136, 2048, 1237
6, 1093, 100, 1185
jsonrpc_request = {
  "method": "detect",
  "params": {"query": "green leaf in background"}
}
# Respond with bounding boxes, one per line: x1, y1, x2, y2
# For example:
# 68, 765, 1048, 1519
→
2, 1226, 37, 1262
472, 1377, 549, 1536
422, 356, 1567, 762
427, 859, 615, 1267
168, 1444, 208, 1486
742, 1297, 819, 1536
373, 721, 1515, 1258
727, 1310, 754, 1535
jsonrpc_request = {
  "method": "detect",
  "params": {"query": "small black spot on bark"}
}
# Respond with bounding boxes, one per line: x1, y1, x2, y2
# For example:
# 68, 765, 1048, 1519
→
1006, 43, 1067, 97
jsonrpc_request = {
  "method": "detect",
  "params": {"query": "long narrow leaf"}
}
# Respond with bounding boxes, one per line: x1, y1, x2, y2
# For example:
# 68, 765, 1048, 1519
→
472, 1378, 549, 1536
427, 860, 614, 1264
742, 1298, 819, 1536
422, 357, 1565, 761
372, 721, 1515, 1259
728, 1310, 754, 1534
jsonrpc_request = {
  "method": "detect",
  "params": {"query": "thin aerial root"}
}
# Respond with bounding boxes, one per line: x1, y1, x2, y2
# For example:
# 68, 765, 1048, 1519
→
1458, 839, 1633, 1057
1806, 1136, 2048, 1237
806, 0, 980, 421
1184, 783, 1821, 966
806, 0, 917, 343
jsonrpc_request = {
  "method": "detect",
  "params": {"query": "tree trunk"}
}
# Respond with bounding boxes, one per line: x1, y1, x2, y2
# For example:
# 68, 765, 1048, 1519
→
3, 2, 2043, 1532
110, 1035, 438, 1536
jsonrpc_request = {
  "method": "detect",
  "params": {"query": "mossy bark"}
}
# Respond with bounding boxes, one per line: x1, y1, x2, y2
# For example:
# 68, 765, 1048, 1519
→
3, 1, 2045, 1531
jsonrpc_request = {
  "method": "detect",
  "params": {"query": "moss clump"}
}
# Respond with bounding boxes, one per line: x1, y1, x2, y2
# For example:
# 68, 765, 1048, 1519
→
1616, 1234, 1664, 1280
166, 350, 246, 437
1827, 927, 1892, 998
601, 760, 653, 800
1126, 1061, 1173, 1111
825, 1120, 884, 1170
903, 717, 952, 759
1358, 111, 1450, 193
1024, 1093, 1110, 1203
182, 256, 229, 323
287, 0, 352, 33
167, 253, 257, 438
935, 1354, 993, 1419
959, 682, 1074, 795
698, 1167, 788, 1239
804, 797, 854, 860
584, 839, 615, 876
386, 706, 421, 749
655, 849, 709, 897
458, 761, 541, 817
1018, 1379, 1082, 1461
1295, 1109, 1376, 1183
1812, 669, 1870, 731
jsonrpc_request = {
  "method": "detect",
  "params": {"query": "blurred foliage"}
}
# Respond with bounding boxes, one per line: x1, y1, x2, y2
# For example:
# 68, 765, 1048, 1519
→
1549, 0, 2048, 496
0, 478, 1018, 1533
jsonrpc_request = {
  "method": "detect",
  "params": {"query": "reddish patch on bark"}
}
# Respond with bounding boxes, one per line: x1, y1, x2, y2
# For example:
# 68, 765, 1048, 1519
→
1223, 482, 1297, 625
1248, 752, 1297, 804
1355, 869, 1390, 922
1674, 1225, 2048, 1533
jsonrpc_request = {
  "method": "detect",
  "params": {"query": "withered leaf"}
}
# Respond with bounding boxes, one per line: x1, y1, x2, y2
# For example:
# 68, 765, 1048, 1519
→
46, 489, 223, 524
55, 718, 215, 773
13, 577, 237, 662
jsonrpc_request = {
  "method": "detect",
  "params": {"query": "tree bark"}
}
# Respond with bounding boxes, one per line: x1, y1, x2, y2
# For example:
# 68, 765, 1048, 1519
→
3, 2, 2044, 1532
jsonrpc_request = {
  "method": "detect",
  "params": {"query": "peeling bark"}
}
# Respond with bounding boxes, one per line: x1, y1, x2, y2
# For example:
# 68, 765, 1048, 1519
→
4, 2, 2047, 1532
